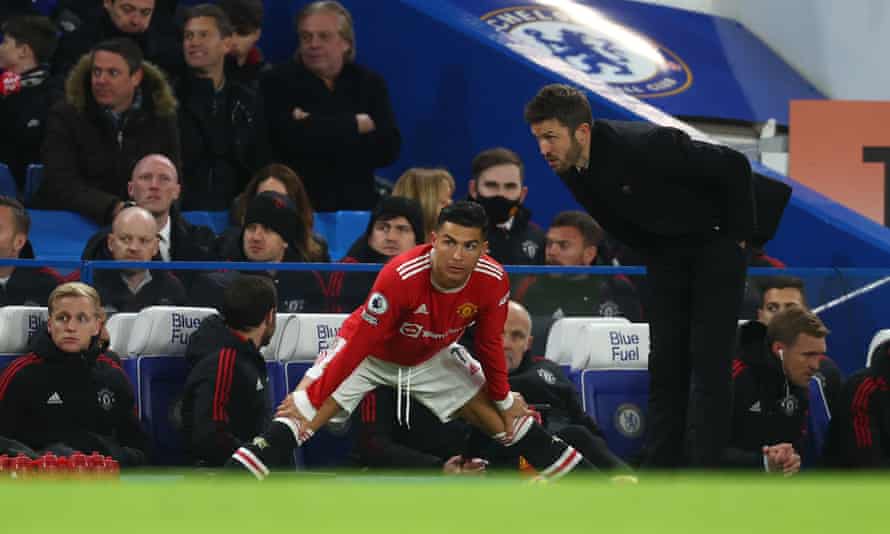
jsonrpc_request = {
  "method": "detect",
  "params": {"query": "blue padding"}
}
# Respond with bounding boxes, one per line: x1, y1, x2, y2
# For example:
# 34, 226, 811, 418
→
560, 365, 582, 395
137, 356, 190, 465
806, 376, 832, 467
0, 355, 18, 375
0, 163, 19, 198
266, 361, 287, 409
26, 209, 98, 261
284, 360, 355, 468
122, 358, 138, 392
181, 211, 230, 235
24, 164, 43, 204
314, 211, 371, 261
581, 369, 649, 461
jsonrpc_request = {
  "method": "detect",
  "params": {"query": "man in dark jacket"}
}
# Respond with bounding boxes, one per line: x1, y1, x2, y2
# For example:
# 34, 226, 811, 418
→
190, 191, 327, 313
0, 196, 65, 306
176, 4, 268, 210
468, 147, 545, 266
826, 340, 890, 468
327, 195, 424, 313
723, 308, 828, 473
82, 206, 187, 314
514, 210, 642, 355
180, 274, 288, 467
0, 15, 60, 188
52, 0, 182, 79
35, 37, 181, 225
0, 282, 149, 465
218, 0, 266, 90
525, 84, 790, 468
262, 1, 400, 212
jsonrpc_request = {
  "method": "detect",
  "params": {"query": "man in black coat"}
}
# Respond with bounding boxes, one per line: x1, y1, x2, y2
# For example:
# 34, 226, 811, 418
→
0, 282, 149, 465
262, 1, 400, 212
180, 274, 288, 467
176, 4, 268, 210
468, 147, 545, 266
0, 196, 64, 306
0, 16, 61, 188
525, 84, 791, 468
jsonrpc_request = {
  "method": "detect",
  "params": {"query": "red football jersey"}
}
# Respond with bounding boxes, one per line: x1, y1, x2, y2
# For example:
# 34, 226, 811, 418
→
306, 244, 511, 407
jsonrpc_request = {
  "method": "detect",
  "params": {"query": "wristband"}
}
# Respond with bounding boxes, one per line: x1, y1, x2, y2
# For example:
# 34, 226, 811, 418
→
495, 392, 514, 412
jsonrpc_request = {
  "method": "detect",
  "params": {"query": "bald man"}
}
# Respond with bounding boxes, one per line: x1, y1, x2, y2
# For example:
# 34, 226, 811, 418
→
89, 206, 187, 313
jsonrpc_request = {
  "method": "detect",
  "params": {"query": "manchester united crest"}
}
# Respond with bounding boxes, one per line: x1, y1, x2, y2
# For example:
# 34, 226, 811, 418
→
456, 302, 478, 320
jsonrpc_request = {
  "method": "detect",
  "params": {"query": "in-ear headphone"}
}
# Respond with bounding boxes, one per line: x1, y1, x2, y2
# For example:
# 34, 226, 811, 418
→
778, 349, 784, 360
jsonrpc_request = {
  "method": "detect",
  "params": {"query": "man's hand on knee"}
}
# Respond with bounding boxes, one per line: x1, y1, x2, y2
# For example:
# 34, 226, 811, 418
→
499, 392, 532, 442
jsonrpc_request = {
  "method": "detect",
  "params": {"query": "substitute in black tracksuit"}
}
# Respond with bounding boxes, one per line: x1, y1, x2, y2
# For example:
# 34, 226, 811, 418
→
826, 340, 890, 468
525, 85, 792, 467
0, 328, 148, 465
180, 274, 289, 467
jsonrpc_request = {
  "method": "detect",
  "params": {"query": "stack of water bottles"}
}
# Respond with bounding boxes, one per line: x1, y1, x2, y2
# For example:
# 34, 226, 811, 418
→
0, 452, 120, 480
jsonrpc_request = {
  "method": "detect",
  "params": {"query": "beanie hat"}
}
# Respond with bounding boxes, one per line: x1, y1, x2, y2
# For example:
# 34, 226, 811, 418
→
368, 196, 425, 245
243, 191, 300, 249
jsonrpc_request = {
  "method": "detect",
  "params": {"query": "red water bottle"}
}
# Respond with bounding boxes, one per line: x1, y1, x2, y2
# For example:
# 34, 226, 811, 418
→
0, 454, 10, 477
88, 452, 106, 478
69, 452, 88, 478
105, 458, 120, 479
11, 453, 32, 480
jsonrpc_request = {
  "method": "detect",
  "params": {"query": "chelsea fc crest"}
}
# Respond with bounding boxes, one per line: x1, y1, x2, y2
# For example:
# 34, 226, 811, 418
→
614, 403, 644, 438
482, 6, 692, 98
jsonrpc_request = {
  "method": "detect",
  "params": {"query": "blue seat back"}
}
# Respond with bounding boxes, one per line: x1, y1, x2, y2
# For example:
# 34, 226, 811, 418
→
181, 211, 230, 235
26, 209, 98, 260
314, 211, 371, 261
581, 369, 649, 461
806, 376, 832, 467
137, 356, 190, 465
0, 162, 18, 198
24, 164, 44, 204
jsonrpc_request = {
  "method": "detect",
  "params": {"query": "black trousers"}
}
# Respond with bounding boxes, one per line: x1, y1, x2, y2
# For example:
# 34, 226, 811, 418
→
643, 234, 747, 468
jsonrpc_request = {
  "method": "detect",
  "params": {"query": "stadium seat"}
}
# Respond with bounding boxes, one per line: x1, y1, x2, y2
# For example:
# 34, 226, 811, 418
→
0, 306, 48, 374
105, 312, 138, 385
314, 211, 371, 261
277, 313, 351, 468
260, 313, 301, 407
865, 329, 890, 367
0, 163, 18, 198
805, 375, 831, 467
544, 317, 632, 391
26, 209, 98, 260
578, 323, 650, 461
24, 164, 43, 204
181, 211, 230, 235
128, 306, 218, 465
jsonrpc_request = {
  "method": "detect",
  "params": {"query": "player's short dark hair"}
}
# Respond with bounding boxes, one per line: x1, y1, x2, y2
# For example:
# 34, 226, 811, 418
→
1, 16, 59, 64
218, 0, 264, 34
471, 147, 524, 183
524, 83, 593, 132
184, 4, 235, 38
91, 37, 143, 75
758, 276, 807, 308
767, 307, 829, 348
550, 210, 603, 247
0, 196, 30, 235
437, 200, 488, 238
222, 275, 277, 330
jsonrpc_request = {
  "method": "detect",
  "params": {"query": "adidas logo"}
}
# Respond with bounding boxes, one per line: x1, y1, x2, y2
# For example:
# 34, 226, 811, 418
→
256, 378, 264, 391
46, 392, 63, 405
748, 401, 761, 413
413, 304, 429, 315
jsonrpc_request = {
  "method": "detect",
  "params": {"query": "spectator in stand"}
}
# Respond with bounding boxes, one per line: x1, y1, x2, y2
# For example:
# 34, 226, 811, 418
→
180, 274, 291, 467
177, 4, 268, 210
827, 339, 890, 468
0, 196, 64, 306
53, 0, 183, 79
225, 163, 329, 262
514, 211, 642, 355
191, 191, 327, 313
327, 196, 424, 313
468, 148, 545, 266
82, 206, 187, 314
82, 154, 217, 267
218, 0, 266, 89
723, 307, 828, 474
0, 282, 149, 466
35, 37, 180, 225
0, 1, 37, 25
392, 167, 454, 243
0, 16, 60, 188
263, 1, 401, 212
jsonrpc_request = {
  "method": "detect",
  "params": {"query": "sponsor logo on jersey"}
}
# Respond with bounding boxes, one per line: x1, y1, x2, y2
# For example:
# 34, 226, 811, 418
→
456, 302, 478, 320
367, 292, 389, 315
46, 392, 63, 405
97, 388, 116, 411
413, 304, 429, 315
481, 6, 692, 98
399, 322, 423, 338
614, 403, 644, 438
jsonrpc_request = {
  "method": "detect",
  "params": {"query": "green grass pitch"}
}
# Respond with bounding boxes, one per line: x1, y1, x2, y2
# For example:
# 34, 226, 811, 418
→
2, 472, 887, 533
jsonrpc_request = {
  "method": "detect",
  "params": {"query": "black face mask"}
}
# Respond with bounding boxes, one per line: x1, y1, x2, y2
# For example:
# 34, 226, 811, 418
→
475, 195, 520, 225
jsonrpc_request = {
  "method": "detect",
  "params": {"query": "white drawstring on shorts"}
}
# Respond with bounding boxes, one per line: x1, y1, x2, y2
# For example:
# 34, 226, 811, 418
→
396, 367, 412, 429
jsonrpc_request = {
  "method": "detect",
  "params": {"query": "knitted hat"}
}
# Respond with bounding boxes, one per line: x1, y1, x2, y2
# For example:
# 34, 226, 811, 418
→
243, 191, 300, 249
368, 196, 425, 245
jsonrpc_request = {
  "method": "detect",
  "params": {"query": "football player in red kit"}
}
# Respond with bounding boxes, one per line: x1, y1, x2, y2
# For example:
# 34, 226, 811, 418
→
230, 201, 595, 480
